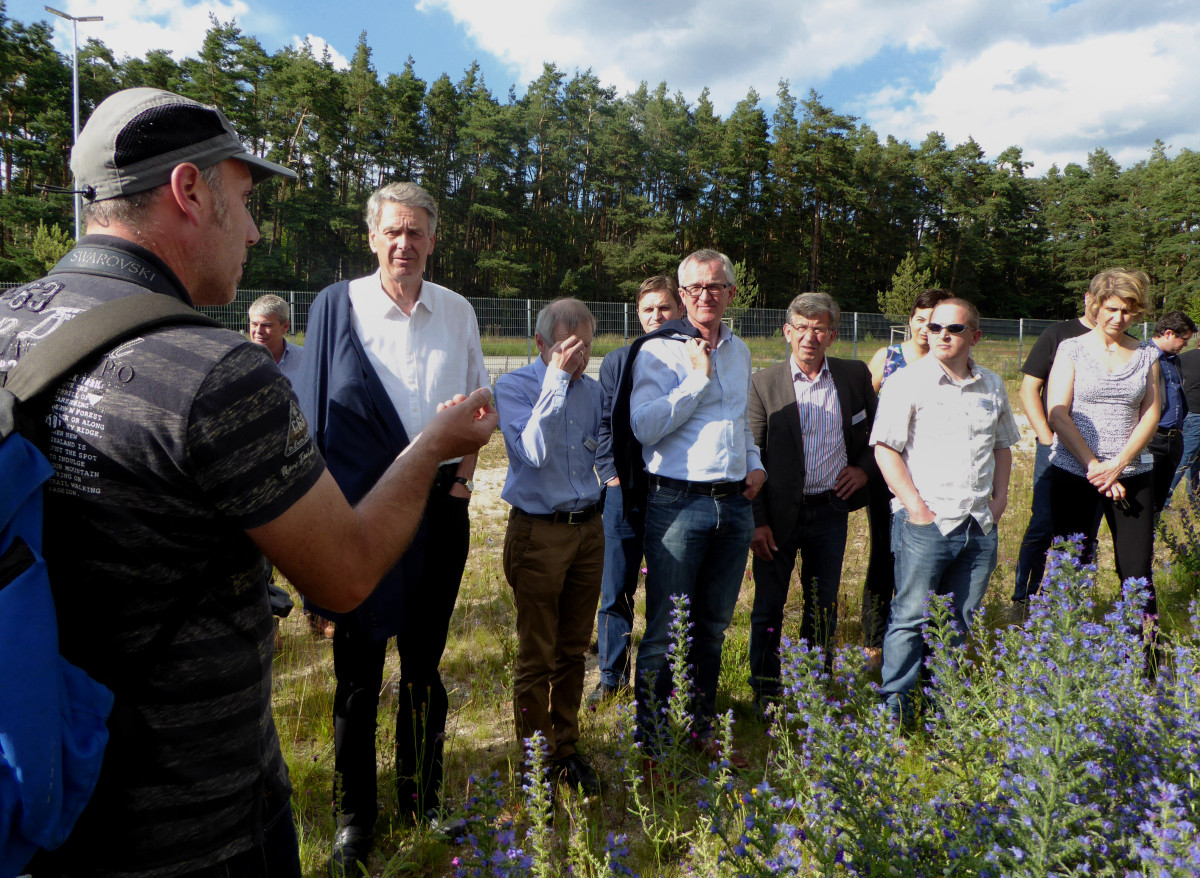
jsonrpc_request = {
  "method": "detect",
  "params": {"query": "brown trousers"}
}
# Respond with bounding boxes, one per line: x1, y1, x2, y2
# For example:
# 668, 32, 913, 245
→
502, 509, 604, 761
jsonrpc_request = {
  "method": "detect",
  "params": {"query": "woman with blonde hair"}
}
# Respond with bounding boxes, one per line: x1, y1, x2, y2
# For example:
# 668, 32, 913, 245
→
1047, 268, 1161, 616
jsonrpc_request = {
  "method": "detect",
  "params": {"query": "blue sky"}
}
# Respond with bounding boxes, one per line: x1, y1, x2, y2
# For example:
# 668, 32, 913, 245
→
10, 0, 1199, 176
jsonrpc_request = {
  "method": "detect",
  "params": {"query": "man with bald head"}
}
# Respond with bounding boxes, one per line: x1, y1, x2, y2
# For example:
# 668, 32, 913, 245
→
496, 297, 606, 797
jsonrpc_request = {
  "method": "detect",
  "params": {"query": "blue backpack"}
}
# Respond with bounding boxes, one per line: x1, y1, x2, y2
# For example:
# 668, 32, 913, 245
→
0, 292, 218, 877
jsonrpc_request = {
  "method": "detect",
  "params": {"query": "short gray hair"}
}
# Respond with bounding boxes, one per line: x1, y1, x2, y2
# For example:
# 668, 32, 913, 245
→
535, 297, 595, 341
786, 292, 840, 331
249, 293, 290, 324
365, 181, 439, 235
678, 249, 736, 287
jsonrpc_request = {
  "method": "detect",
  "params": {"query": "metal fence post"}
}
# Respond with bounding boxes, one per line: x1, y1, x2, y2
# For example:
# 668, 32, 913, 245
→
526, 299, 533, 363
853, 312, 858, 359
1018, 318, 1024, 366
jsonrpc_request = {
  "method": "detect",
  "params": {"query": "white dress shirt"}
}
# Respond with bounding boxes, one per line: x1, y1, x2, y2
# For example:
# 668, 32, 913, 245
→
348, 272, 490, 450
870, 354, 1020, 535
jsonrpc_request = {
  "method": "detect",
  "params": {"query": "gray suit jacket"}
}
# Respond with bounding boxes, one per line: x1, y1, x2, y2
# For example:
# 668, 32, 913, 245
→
749, 356, 878, 537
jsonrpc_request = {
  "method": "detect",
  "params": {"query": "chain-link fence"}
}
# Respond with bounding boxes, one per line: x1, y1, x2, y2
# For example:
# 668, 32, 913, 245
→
2, 281, 1154, 381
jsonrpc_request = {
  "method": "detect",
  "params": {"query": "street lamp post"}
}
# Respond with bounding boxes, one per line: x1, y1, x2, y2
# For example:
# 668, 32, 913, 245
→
45, 6, 103, 241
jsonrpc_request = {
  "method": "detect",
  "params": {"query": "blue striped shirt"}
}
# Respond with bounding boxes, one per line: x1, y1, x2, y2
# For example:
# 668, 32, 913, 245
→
790, 356, 846, 493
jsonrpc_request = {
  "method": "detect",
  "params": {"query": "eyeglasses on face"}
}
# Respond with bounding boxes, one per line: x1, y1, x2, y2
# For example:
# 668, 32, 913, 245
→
680, 283, 731, 299
927, 322, 972, 336
787, 322, 830, 339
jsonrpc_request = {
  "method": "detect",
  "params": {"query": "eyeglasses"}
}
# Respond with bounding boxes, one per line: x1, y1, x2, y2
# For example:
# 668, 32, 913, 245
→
681, 283, 731, 300
927, 322, 972, 336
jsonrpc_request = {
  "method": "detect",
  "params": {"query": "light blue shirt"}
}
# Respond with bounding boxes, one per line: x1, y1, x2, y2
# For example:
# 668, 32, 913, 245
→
496, 357, 604, 514
278, 340, 304, 383
630, 322, 763, 482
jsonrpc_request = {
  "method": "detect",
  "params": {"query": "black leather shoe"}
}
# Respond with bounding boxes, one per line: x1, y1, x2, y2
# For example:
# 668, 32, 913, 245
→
328, 826, 373, 877
554, 751, 603, 797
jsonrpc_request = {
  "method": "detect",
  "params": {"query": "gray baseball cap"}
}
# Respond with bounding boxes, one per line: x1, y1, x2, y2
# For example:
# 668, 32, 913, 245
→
71, 88, 297, 202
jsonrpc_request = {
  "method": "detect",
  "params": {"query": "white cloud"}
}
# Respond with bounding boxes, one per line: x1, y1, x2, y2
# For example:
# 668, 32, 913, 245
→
42, 0, 1200, 174
416, 0, 1199, 172
51, 0, 256, 61
289, 34, 350, 70
866, 21, 1200, 173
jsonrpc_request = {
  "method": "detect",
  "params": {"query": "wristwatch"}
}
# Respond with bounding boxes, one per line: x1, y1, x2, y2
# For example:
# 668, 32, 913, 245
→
453, 476, 475, 493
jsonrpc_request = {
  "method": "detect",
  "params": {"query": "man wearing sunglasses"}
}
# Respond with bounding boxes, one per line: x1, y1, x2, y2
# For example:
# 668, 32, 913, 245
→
870, 299, 1019, 722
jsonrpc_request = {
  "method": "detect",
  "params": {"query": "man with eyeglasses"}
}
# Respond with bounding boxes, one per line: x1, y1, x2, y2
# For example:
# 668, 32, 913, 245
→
618, 248, 765, 770
869, 298, 1019, 723
747, 293, 876, 709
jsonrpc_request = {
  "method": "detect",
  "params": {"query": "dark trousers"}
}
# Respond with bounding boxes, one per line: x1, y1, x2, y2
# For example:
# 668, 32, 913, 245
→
862, 476, 895, 649
30, 788, 301, 878
1148, 428, 1184, 513
1049, 466, 1156, 615
749, 503, 849, 695
332, 489, 470, 830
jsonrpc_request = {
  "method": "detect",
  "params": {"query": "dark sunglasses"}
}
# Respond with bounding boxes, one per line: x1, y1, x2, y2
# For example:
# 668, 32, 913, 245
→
927, 322, 971, 335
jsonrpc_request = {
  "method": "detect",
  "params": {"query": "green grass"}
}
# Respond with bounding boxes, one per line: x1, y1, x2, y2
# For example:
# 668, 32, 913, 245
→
271, 377, 1198, 877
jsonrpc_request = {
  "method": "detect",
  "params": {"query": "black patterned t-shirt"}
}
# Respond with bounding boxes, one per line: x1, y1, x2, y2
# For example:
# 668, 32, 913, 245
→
1, 237, 325, 876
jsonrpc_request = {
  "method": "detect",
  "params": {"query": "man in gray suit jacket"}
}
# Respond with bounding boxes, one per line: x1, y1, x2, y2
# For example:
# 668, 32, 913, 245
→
748, 293, 877, 703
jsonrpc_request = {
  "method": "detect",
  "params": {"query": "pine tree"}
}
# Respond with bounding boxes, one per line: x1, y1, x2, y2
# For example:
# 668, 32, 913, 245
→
878, 252, 933, 318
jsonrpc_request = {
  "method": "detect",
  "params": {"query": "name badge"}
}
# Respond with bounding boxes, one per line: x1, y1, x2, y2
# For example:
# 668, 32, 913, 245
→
851, 409, 867, 425
583, 435, 599, 452
1140, 452, 1154, 465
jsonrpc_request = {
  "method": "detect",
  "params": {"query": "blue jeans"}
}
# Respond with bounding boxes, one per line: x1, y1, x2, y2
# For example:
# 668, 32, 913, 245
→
749, 503, 849, 696
635, 484, 754, 750
1013, 441, 1053, 601
596, 490, 646, 687
1166, 412, 1200, 507
881, 513, 997, 719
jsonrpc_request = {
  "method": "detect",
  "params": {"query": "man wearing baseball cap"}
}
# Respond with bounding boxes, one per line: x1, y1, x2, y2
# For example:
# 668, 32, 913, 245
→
9, 88, 497, 877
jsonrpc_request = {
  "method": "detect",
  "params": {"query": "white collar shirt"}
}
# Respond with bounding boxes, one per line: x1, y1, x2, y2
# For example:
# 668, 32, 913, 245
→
348, 270, 491, 453
869, 354, 1020, 535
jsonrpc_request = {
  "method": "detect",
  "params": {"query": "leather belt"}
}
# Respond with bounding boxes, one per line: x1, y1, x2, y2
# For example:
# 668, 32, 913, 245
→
516, 501, 602, 525
650, 474, 745, 498
1157, 427, 1183, 438
799, 490, 839, 505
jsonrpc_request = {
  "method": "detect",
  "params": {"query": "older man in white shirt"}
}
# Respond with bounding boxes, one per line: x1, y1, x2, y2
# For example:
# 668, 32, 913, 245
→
298, 182, 488, 875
